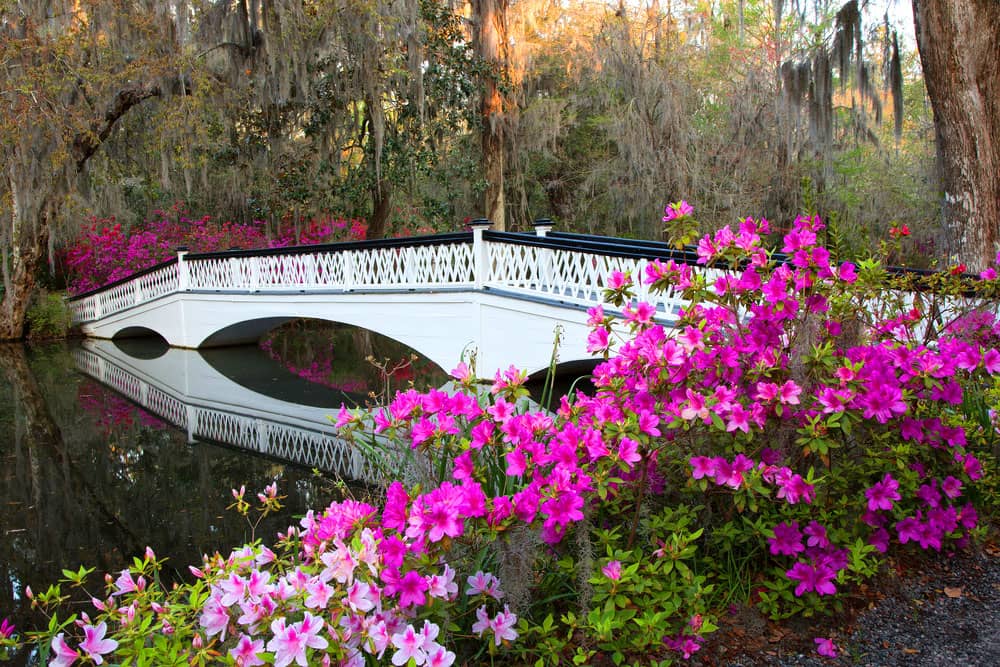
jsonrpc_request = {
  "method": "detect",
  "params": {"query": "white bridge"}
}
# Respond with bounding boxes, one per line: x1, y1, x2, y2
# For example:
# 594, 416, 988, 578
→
68, 222, 980, 378
69, 223, 701, 377
74, 339, 381, 481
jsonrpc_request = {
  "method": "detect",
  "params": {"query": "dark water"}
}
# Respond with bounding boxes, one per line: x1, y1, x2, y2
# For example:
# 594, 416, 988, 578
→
0, 321, 449, 645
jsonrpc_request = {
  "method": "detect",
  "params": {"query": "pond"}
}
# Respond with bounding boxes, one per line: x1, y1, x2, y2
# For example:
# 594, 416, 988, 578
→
0, 321, 450, 654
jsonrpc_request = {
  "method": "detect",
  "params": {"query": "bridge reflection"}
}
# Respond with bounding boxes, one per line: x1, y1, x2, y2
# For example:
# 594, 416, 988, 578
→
74, 340, 382, 482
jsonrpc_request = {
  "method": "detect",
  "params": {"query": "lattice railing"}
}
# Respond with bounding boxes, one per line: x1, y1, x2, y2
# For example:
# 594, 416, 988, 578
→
69, 261, 179, 323
70, 227, 989, 341
483, 240, 724, 324
184, 241, 476, 293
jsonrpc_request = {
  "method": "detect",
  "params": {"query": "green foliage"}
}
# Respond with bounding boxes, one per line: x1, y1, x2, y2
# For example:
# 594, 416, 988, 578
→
25, 293, 73, 340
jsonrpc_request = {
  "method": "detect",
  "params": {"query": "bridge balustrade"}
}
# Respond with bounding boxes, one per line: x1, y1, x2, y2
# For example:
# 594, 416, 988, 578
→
68, 223, 995, 350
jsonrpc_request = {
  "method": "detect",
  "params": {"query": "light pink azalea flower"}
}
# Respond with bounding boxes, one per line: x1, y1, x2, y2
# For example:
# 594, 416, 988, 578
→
78, 622, 118, 665
49, 633, 79, 667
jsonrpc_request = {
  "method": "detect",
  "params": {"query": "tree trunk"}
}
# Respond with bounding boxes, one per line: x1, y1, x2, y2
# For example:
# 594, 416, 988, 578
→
369, 177, 392, 240
474, 0, 508, 230
0, 195, 51, 341
912, 0, 1000, 271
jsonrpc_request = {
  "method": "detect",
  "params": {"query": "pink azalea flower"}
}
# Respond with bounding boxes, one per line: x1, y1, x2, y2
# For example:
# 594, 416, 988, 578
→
229, 634, 266, 667
465, 571, 504, 600
490, 605, 519, 646
390, 624, 426, 666
662, 200, 694, 222
865, 474, 901, 511
426, 646, 457, 667
49, 633, 79, 667
768, 521, 805, 557
815, 636, 838, 657
786, 561, 837, 596
78, 622, 118, 665
602, 560, 622, 581
266, 613, 328, 667
395, 569, 430, 608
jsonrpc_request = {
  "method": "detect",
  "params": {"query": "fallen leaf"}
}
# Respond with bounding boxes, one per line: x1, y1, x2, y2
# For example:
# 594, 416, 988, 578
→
881, 641, 890, 649
902, 648, 920, 655
944, 586, 962, 598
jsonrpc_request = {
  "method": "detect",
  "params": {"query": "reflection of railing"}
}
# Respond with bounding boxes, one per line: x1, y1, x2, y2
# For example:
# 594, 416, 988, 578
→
74, 347, 381, 483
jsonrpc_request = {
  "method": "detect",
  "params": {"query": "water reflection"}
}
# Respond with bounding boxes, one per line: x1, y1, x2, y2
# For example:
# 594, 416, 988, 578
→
0, 321, 451, 649
75, 340, 381, 480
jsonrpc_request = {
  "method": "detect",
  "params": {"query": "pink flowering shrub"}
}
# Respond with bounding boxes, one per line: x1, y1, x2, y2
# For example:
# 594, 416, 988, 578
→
64, 207, 367, 294
13, 205, 1000, 664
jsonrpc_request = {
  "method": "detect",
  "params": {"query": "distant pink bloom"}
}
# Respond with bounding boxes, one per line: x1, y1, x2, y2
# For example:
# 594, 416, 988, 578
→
0, 618, 14, 639
607, 270, 630, 290
396, 570, 430, 608
450, 361, 472, 381
662, 200, 694, 222
490, 605, 519, 646
617, 438, 642, 466
786, 561, 837, 596
689, 456, 716, 480
768, 521, 805, 557
465, 571, 504, 600
426, 646, 457, 667
838, 262, 858, 283
586, 326, 610, 353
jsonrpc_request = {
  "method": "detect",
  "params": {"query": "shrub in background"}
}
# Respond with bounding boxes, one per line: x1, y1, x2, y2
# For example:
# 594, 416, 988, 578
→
25, 292, 74, 340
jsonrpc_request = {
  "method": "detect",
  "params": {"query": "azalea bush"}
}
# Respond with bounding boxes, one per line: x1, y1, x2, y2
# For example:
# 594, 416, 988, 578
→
64, 207, 368, 294
6, 205, 999, 664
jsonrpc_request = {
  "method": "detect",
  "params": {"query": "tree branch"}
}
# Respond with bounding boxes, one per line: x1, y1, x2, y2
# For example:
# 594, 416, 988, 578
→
73, 81, 163, 172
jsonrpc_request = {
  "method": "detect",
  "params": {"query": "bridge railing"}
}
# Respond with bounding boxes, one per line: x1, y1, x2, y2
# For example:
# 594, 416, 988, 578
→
69, 259, 180, 323
68, 223, 995, 341
481, 229, 722, 324
183, 233, 475, 292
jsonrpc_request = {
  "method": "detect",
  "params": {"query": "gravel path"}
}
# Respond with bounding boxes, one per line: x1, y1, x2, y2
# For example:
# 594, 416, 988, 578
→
700, 544, 1000, 666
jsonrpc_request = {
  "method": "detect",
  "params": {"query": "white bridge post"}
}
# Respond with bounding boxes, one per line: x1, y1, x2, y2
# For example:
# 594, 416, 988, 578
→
534, 218, 555, 293
470, 218, 492, 289
176, 246, 190, 291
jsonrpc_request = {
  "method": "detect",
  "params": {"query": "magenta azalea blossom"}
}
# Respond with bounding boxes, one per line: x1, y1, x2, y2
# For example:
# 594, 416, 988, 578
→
602, 560, 622, 581
814, 636, 838, 657
865, 473, 901, 511
768, 521, 805, 557
662, 200, 694, 222
786, 561, 837, 596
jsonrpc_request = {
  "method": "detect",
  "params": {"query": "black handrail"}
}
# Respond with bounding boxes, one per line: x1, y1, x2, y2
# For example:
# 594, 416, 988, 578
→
189, 231, 472, 261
